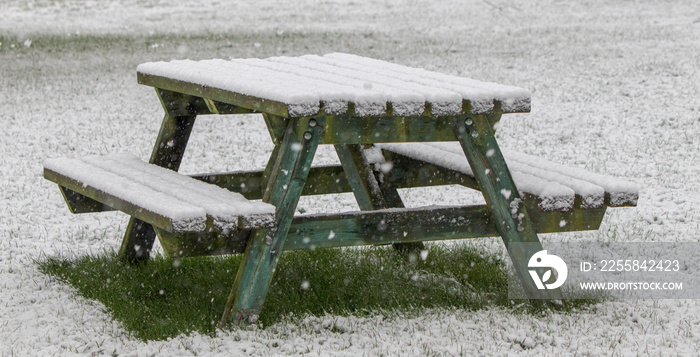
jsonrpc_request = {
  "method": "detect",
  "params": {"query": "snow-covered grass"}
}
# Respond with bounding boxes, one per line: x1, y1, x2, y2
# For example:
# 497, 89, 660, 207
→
2, 0, 700, 355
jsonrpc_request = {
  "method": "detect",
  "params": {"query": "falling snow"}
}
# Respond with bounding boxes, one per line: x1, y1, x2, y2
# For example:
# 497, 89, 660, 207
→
1, 0, 700, 355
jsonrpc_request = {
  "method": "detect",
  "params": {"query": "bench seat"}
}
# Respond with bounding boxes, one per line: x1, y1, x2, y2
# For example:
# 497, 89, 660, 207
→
43, 153, 276, 234
375, 142, 638, 212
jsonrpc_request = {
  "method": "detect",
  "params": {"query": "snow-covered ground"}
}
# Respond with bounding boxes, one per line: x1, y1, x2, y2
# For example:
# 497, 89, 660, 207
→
2, 0, 700, 355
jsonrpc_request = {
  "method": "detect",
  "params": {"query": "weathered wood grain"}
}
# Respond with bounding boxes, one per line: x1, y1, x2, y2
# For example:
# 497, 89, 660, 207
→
452, 114, 562, 301
221, 116, 326, 328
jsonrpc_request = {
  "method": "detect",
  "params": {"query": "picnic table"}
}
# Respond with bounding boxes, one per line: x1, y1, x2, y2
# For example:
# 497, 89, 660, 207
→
44, 53, 638, 328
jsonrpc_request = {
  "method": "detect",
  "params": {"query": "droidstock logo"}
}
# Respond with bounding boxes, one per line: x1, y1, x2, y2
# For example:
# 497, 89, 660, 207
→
528, 250, 568, 290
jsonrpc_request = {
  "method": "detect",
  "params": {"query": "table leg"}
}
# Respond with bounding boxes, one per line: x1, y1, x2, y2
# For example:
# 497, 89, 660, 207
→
453, 115, 563, 301
220, 116, 325, 327
334, 144, 424, 253
118, 113, 196, 263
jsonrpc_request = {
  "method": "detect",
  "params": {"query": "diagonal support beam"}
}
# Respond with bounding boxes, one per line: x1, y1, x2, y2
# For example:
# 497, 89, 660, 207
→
334, 144, 424, 253
453, 114, 563, 301
220, 116, 326, 327
119, 89, 197, 263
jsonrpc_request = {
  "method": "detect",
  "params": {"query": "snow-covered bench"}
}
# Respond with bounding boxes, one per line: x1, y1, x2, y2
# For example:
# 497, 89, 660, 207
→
43, 153, 276, 257
374, 142, 638, 230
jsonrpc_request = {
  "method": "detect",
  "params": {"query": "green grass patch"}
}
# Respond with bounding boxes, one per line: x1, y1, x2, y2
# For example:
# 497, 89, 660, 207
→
39, 243, 588, 341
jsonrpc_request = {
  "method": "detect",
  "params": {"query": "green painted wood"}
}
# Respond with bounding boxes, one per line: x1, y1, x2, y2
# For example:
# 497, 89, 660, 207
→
259, 143, 282, 200
262, 114, 289, 145
604, 194, 637, 208
151, 91, 507, 146
121, 219, 157, 263
44, 167, 181, 232
525, 200, 606, 233
285, 204, 605, 251
286, 205, 494, 250
58, 186, 114, 213
220, 116, 326, 328
334, 144, 386, 210
143, 203, 605, 258
380, 150, 480, 190
375, 180, 426, 254
487, 112, 503, 133
156, 89, 209, 117
119, 112, 196, 263
192, 170, 266, 200
138, 73, 292, 118
262, 114, 461, 144
322, 115, 459, 144
453, 114, 562, 301
191, 165, 351, 200
156, 89, 260, 117
335, 144, 424, 253
154, 227, 250, 258
203, 97, 259, 115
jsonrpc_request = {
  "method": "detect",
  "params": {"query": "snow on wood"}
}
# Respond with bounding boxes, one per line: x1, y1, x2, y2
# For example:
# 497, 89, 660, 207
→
44, 153, 275, 232
418, 142, 607, 208
94, 153, 275, 229
137, 59, 321, 117
299, 54, 463, 116
136, 53, 531, 117
501, 149, 639, 206
268, 56, 420, 116
324, 53, 531, 113
377, 142, 638, 210
378, 143, 575, 211
44, 156, 207, 232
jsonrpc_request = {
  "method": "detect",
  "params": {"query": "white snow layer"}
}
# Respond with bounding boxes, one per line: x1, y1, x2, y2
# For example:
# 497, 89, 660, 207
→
136, 53, 531, 117
44, 153, 275, 232
377, 142, 639, 211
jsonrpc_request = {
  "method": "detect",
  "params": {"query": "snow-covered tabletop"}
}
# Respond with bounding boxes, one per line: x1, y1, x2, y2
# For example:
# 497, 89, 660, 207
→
137, 52, 531, 118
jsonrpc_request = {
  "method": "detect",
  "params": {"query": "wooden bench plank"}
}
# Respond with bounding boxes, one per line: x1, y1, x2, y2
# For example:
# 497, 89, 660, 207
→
500, 149, 639, 207
87, 153, 275, 230
45, 157, 206, 233
375, 142, 639, 211
322, 53, 531, 114
381, 142, 606, 209
43, 153, 275, 233
377, 143, 575, 212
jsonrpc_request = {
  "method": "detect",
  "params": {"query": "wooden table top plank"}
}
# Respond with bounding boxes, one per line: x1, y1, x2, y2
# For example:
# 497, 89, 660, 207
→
325, 53, 531, 114
262, 56, 418, 116
137, 53, 531, 118
137, 70, 294, 118
308, 54, 474, 114
138, 59, 318, 117
293, 55, 463, 116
